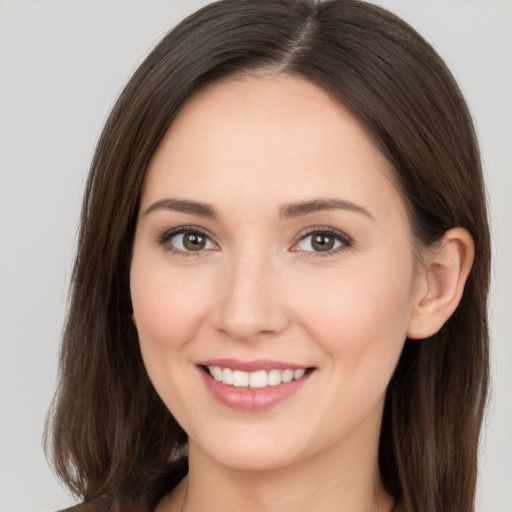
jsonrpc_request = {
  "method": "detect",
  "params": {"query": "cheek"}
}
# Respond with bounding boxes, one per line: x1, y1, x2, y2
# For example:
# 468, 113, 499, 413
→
130, 258, 213, 352
292, 255, 415, 386
130, 256, 215, 427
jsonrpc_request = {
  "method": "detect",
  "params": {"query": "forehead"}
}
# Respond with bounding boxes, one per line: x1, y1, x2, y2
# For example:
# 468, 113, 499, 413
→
142, 74, 404, 223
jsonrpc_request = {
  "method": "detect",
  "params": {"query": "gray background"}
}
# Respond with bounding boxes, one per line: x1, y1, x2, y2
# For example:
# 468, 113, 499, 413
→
0, 1, 510, 510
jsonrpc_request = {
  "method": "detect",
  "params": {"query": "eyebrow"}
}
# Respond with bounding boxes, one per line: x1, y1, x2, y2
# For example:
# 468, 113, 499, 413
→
144, 197, 373, 220
144, 198, 219, 218
279, 198, 373, 220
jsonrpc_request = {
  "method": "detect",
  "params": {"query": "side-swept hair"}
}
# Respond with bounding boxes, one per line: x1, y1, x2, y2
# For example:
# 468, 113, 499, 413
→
46, 1, 490, 511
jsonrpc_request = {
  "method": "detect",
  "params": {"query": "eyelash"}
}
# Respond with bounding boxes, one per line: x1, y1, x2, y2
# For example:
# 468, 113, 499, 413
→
294, 227, 353, 257
158, 225, 215, 257
157, 225, 353, 258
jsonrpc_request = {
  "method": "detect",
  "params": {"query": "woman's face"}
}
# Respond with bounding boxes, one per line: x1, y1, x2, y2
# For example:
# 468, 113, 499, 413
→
130, 74, 422, 471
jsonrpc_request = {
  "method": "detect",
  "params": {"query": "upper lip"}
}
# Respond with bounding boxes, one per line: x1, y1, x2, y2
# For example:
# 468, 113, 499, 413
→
197, 358, 311, 372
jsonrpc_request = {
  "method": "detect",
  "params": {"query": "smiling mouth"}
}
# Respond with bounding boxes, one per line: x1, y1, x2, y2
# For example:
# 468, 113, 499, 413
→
202, 365, 314, 389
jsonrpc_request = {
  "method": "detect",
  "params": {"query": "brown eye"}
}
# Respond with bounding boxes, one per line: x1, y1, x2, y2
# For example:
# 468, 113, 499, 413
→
164, 229, 215, 253
295, 229, 350, 255
311, 234, 335, 252
183, 232, 206, 251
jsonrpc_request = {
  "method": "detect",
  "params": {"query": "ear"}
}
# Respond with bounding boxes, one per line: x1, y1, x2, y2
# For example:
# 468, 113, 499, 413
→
407, 227, 475, 339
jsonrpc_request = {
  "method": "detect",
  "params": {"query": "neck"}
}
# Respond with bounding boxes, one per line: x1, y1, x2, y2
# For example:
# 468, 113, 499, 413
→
177, 437, 394, 512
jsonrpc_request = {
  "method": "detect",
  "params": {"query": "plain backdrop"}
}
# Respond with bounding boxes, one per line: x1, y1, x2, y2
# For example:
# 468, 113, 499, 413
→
0, 1, 510, 511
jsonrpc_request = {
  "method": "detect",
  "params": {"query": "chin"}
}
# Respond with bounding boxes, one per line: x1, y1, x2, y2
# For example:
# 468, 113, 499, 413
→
189, 425, 313, 472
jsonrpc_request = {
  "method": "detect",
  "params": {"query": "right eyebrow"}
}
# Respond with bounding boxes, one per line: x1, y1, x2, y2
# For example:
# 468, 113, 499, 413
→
144, 198, 219, 218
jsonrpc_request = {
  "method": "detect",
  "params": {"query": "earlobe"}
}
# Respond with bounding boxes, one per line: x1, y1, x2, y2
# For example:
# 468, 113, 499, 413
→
407, 227, 475, 340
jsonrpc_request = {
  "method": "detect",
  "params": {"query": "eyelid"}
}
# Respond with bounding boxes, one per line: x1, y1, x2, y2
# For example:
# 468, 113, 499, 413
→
156, 224, 352, 257
290, 226, 353, 256
158, 225, 218, 255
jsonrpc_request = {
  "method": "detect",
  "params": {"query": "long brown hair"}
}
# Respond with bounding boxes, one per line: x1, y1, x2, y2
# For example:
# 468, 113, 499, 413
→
46, 1, 490, 511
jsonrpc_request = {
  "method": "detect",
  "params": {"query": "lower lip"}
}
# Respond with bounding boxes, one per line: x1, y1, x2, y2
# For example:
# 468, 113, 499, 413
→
198, 368, 313, 412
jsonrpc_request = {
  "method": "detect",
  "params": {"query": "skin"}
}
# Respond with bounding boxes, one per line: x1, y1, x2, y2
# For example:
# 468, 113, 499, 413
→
130, 74, 472, 512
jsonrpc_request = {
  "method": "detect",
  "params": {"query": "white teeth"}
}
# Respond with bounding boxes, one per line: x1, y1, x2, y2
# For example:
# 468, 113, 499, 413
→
249, 370, 267, 388
222, 367, 233, 385
281, 369, 294, 383
212, 366, 223, 382
207, 366, 308, 388
267, 369, 282, 386
232, 370, 249, 387
294, 369, 306, 379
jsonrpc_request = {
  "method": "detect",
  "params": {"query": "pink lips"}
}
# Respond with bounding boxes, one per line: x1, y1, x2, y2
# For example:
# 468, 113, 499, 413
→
197, 359, 314, 412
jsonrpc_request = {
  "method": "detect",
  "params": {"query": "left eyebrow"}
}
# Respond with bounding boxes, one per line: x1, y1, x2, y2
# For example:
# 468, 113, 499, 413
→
279, 198, 374, 220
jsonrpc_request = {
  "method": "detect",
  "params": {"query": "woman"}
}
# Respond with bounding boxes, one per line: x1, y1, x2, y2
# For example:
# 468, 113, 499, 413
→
46, 1, 490, 511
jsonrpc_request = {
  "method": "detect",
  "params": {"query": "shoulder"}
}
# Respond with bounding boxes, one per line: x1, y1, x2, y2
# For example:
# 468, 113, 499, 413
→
57, 458, 188, 512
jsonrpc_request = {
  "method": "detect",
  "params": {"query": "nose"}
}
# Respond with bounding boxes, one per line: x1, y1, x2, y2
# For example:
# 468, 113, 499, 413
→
212, 251, 290, 342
